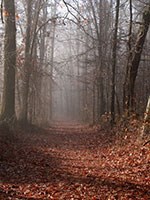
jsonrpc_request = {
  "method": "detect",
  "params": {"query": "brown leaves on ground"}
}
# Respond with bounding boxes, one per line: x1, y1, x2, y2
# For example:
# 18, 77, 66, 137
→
0, 122, 150, 199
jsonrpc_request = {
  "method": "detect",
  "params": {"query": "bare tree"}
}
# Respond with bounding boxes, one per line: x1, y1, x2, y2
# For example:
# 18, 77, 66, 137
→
19, 0, 43, 125
0, 0, 16, 125
110, 0, 120, 125
124, 4, 150, 114
19, 0, 32, 125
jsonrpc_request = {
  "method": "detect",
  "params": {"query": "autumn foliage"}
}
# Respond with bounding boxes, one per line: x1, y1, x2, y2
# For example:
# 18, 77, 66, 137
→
0, 122, 150, 199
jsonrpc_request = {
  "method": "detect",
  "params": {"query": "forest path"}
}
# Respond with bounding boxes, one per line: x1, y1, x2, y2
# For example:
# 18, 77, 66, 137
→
0, 123, 150, 199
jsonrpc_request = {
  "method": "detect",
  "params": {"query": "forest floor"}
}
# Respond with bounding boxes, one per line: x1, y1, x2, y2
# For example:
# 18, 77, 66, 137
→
0, 121, 150, 200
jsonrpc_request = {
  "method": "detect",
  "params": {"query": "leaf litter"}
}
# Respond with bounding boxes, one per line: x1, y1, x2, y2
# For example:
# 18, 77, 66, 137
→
0, 122, 150, 199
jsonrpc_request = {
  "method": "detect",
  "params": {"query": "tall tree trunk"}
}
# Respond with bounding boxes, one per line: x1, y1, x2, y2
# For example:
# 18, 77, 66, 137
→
123, 0, 133, 112
37, 3, 48, 123
124, 5, 150, 113
19, 0, 32, 125
49, 20, 56, 121
110, 0, 120, 125
48, 2, 57, 121
0, 0, 16, 125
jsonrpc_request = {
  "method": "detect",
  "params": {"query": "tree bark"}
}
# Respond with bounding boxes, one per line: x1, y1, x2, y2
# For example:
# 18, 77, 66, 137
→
0, 0, 16, 124
19, 0, 32, 125
141, 96, 150, 136
123, 0, 133, 111
124, 5, 150, 113
110, 0, 120, 126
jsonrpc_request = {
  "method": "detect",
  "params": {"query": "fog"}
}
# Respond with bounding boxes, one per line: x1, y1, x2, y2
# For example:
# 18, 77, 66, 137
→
0, 0, 149, 126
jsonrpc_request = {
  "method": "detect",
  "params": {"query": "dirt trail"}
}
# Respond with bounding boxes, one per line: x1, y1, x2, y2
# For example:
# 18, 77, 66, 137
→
0, 123, 150, 199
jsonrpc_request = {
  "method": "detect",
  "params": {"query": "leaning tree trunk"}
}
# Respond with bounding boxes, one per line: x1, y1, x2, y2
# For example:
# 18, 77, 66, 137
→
124, 5, 150, 113
141, 96, 150, 136
0, 0, 16, 125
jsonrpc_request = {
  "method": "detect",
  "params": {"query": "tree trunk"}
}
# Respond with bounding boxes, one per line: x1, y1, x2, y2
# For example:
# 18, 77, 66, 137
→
123, 0, 133, 112
19, 0, 32, 125
110, 0, 120, 126
124, 5, 150, 113
141, 96, 150, 136
0, 0, 16, 125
